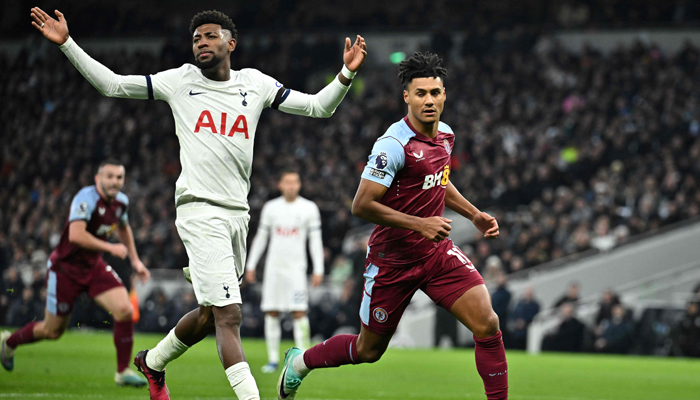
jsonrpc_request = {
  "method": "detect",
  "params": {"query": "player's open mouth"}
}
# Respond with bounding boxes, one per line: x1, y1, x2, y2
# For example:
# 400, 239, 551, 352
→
423, 109, 436, 115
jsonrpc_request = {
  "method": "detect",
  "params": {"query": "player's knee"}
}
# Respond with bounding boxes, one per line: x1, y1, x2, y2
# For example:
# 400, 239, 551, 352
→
473, 311, 500, 339
112, 303, 134, 322
214, 305, 242, 329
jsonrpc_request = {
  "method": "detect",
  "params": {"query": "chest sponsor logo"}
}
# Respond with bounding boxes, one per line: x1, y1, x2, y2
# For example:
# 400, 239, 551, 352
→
239, 89, 248, 106
96, 223, 117, 237
194, 111, 249, 138
422, 165, 451, 190
275, 227, 300, 237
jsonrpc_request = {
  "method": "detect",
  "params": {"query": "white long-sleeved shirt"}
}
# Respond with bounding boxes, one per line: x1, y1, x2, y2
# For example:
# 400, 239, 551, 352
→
247, 196, 324, 277
60, 37, 351, 212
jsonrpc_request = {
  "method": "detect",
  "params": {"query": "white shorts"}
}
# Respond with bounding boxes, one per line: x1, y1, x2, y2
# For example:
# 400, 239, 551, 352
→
260, 268, 308, 312
175, 202, 250, 307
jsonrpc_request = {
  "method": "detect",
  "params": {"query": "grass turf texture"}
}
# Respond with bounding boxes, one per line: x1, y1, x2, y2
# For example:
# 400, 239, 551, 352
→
0, 330, 698, 399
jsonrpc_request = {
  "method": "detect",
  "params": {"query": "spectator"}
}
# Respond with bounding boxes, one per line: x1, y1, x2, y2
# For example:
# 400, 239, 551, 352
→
595, 289, 621, 325
2, 267, 25, 302
554, 282, 580, 308
491, 273, 512, 327
671, 301, 700, 357
508, 286, 541, 349
542, 302, 586, 352
138, 287, 177, 333
7, 287, 42, 327
594, 304, 634, 354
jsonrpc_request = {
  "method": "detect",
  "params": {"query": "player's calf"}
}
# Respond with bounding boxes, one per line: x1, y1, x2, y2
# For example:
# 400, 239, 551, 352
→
355, 340, 386, 363
41, 325, 66, 341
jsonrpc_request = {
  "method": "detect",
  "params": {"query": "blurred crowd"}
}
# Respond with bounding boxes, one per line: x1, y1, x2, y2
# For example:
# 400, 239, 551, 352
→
1, 6, 700, 338
3, 0, 700, 41
487, 279, 700, 356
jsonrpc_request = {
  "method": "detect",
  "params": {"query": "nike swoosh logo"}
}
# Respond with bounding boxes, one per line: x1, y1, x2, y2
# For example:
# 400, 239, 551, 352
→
279, 365, 290, 399
189, 90, 205, 96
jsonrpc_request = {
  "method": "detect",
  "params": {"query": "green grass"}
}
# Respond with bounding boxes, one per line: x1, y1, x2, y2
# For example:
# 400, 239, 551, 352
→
0, 330, 698, 399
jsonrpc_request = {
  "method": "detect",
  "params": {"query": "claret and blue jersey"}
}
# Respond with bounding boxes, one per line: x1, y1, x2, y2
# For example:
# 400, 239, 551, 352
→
361, 116, 455, 268
49, 185, 129, 270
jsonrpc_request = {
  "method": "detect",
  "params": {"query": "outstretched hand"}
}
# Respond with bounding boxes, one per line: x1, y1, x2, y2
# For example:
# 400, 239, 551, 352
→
30, 7, 69, 45
343, 35, 367, 72
472, 212, 499, 239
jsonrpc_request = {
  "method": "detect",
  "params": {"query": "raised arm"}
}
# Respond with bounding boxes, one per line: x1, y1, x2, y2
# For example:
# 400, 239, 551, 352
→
445, 182, 499, 239
31, 7, 150, 99
275, 36, 367, 118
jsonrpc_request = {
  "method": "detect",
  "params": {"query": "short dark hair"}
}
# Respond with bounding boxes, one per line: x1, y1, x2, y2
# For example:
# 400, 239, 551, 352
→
279, 168, 300, 181
398, 52, 448, 89
189, 10, 238, 41
98, 158, 123, 170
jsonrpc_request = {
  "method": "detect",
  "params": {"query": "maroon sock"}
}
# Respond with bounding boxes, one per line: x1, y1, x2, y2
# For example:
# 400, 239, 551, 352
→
113, 320, 134, 373
6, 322, 40, 348
303, 334, 359, 369
474, 331, 508, 400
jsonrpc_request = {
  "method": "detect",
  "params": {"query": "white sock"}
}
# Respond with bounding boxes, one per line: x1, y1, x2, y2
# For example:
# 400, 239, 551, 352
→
292, 351, 311, 378
265, 314, 281, 364
146, 329, 189, 372
225, 362, 260, 400
293, 316, 311, 350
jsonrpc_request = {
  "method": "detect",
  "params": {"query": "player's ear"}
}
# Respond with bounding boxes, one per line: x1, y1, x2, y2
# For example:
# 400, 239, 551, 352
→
403, 89, 409, 104
229, 38, 236, 53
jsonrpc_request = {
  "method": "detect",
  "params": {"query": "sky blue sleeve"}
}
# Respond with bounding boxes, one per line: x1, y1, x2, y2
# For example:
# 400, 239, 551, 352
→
360, 137, 405, 187
68, 189, 98, 223
116, 192, 129, 225
119, 207, 129, 225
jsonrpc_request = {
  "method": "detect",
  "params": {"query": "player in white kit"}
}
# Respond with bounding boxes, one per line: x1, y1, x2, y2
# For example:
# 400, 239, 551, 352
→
245, 170, 324, 373
30, 7, 366, 400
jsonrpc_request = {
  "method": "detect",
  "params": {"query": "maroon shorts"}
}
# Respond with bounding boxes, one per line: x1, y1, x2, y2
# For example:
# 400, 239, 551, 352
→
360, 239, 484, 336
46, 259, 124, 316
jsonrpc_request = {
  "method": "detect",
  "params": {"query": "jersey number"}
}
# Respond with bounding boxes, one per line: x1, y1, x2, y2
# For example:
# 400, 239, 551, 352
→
194, 111, 249, 138
447, 246, 475, 270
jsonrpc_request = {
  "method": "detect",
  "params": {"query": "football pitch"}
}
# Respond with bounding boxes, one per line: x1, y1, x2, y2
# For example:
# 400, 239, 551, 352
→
0, 330, 698, 399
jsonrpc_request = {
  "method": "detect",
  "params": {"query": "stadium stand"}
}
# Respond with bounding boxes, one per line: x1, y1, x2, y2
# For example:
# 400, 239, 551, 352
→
1, 0, 699, 356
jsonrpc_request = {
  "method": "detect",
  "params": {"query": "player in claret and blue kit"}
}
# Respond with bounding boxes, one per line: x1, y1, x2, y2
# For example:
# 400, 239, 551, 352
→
278, 52, 509, 400
0, 159, 151, 387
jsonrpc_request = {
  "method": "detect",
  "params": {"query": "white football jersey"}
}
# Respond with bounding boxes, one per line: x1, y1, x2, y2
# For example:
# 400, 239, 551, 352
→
256, 196, 322, 276
150, 65, 281, 211
60, 38, 351, 213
